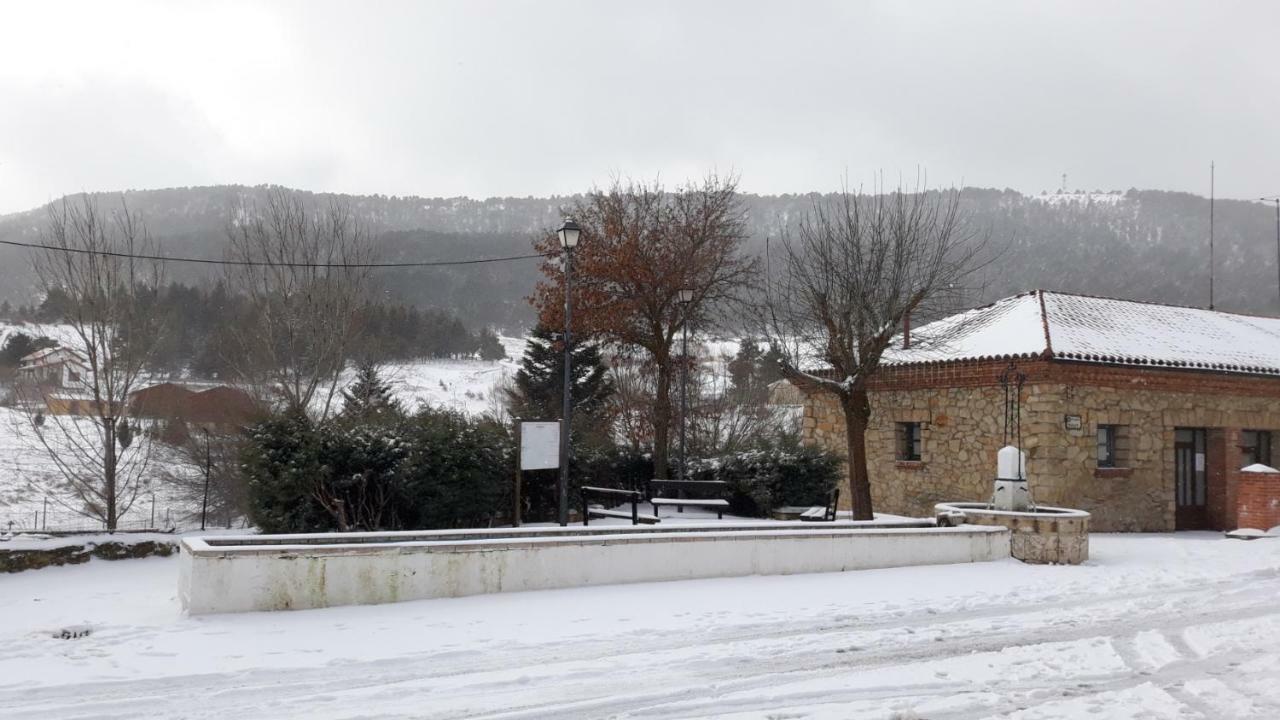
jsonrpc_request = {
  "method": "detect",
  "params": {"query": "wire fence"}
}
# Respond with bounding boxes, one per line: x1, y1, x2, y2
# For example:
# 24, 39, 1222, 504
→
0, 498, 182, 534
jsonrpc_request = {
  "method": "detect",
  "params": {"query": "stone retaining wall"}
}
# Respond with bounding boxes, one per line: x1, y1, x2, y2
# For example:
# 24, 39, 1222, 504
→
1, 537, 177, 573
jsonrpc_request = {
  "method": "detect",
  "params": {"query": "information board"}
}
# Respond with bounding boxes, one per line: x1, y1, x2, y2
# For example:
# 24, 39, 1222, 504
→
520, 421, 561, 470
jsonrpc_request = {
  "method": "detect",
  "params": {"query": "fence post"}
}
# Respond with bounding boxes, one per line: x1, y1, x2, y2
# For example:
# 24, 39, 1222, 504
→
150, 494, 156, 529
42, 496, 47, 531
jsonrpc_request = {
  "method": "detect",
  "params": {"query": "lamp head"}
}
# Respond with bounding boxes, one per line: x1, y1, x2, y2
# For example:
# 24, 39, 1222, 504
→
557, 219, 581, 250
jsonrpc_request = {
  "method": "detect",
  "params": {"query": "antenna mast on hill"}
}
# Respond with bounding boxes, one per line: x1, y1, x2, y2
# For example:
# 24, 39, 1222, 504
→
1061, 173, 1067, 193
1209, 162, 1216, 311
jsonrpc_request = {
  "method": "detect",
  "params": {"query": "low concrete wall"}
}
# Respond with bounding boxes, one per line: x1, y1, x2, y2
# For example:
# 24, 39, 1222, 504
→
935, 503, 1089, 565
179, 522, 1010, 614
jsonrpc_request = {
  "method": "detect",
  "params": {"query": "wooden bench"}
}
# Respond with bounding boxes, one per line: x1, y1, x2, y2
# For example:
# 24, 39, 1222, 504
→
580, 486, 659, 525
799, 488, 840, 522
648, 479, 731, 519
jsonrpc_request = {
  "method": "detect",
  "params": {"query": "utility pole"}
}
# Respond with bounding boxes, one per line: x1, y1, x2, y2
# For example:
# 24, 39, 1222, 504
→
1262, 197, 1280, 311
1209, 162, 1215, 311
200, 427, 211, 532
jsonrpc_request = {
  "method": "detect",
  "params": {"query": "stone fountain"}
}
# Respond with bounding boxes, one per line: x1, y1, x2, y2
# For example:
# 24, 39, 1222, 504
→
936, 363, 1090, 565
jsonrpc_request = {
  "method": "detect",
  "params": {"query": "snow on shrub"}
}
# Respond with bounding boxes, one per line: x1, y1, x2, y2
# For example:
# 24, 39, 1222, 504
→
689, 444, 842, 517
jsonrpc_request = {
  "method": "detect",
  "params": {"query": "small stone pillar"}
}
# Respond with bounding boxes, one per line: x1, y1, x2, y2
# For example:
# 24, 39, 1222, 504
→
993, 445, 1030, 511
1235, 464, 1280, 531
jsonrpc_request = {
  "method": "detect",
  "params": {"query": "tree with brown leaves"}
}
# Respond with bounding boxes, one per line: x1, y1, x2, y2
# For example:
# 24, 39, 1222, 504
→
532, 175, 756, 478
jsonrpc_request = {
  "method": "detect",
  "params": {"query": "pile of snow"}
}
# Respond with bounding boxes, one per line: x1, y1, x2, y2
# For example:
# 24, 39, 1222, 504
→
1241, 463, 1279, 473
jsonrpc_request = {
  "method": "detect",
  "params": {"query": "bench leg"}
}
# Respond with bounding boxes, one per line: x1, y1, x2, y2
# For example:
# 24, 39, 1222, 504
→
717, 510, 723, 519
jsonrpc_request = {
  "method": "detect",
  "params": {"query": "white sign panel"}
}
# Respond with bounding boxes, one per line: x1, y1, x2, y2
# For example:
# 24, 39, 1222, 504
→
520, 421, 561, 470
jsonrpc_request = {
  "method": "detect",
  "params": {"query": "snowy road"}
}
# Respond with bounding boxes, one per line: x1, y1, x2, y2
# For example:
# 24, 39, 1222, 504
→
2, 533, 1279, 719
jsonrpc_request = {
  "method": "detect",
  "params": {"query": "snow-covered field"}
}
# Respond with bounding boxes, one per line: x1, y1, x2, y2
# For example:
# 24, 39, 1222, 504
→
369, 335, 527, 417
1, 532, 1278, 719
0, 329, 530, 526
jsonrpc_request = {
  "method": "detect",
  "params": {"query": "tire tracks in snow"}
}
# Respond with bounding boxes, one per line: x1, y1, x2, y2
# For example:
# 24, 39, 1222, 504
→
5, 568, 1278, 719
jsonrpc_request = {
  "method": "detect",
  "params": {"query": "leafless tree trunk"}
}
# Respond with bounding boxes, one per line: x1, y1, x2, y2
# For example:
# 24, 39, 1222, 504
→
224, 189, 374, 419
759, 183, 989, 519
17, 196, 166, 530
159, 424, 249, 528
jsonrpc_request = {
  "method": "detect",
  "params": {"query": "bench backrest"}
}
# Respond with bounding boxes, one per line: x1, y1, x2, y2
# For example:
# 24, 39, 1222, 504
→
823, 487, 840, 520
581, 485, 642, 501
648, 479, 728, 498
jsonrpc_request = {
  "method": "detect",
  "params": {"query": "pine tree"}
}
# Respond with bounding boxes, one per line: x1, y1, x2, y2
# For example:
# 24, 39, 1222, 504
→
0, 333, 58, 368
506, 323, 612, 427
727, 338, 784, 403
476, 327, 506, 361
341, 363, 404, 421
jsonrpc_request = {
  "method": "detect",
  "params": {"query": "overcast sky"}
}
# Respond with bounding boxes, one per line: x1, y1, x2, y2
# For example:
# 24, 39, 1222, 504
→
1, 0, 1277, 214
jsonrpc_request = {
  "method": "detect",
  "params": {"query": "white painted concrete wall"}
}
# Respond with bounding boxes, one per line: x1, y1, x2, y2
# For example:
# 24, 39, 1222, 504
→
179, 524, 1010, 615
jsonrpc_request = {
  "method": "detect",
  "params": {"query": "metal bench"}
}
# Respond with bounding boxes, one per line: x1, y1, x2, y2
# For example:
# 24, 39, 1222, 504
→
648, 479, 730, 519
580, 486, 659, 525
799, 488, 840, 521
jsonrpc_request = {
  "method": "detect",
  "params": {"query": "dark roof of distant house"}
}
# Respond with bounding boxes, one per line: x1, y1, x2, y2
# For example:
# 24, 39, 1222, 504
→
129, 383, 259, 424
882, 290, 1280, 377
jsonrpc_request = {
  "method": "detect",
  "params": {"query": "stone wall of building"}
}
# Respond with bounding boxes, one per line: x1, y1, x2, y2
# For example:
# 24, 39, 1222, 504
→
802, 359, 1280, 532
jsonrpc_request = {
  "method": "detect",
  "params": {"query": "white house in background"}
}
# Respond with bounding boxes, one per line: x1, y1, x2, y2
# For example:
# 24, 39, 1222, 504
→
16, 347, 89, 388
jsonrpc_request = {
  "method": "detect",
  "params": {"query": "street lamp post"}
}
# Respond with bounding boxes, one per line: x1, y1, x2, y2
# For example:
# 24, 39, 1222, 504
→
677, 288, 694, 480
556, 219, 581, 526
200, 427, 211, 532
1262, 197, 1280, 309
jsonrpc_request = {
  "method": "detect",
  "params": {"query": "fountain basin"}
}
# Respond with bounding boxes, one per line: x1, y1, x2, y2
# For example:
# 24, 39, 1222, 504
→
935, 502, 1090, 565
178, 521, 1011, 614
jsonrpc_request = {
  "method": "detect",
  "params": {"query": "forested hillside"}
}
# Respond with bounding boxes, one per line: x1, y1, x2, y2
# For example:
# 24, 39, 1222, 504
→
2, 185, 1276, 328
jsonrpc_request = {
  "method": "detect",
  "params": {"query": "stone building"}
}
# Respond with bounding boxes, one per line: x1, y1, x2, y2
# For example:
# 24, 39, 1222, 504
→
802, 290, 1280, 532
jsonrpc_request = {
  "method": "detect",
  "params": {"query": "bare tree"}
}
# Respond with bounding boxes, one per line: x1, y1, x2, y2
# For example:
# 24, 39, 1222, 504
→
159, 424, 249, 529
18, 196, 166, 529
224, 189, 374, 418
688, 351, 796, 457
532, 175, 757, 477
760, 184, 988, 519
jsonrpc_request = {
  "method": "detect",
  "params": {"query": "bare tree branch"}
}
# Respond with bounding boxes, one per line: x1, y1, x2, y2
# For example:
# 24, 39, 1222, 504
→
757, 180, 992, 518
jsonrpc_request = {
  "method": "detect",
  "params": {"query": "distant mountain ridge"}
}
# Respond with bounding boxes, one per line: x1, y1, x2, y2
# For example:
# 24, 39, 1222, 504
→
2, 184, 1277, 328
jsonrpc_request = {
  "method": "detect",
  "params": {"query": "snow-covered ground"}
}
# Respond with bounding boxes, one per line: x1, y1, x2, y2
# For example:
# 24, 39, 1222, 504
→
369, 335, 527, 417
1, 532, 1278, 719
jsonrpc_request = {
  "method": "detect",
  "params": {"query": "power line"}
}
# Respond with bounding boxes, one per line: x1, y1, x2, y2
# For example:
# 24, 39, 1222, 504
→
0, 238, 549, 268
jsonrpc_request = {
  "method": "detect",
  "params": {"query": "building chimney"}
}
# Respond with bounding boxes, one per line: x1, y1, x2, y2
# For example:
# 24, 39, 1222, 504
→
902, 312, 911, 349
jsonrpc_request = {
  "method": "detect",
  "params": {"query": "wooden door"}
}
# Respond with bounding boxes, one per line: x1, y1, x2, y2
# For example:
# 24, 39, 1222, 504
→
1175, 428, 1208, 530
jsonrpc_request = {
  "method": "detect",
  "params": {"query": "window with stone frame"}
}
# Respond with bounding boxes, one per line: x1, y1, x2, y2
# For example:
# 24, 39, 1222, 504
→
896, 422, 923, 462
1240, 430, 1272, 467
1096, 424, 1130, 468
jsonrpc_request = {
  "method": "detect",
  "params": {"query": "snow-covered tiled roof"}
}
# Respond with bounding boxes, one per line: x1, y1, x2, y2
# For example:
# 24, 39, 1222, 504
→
17, 346, 85, 369
883, 290, 1280, 376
